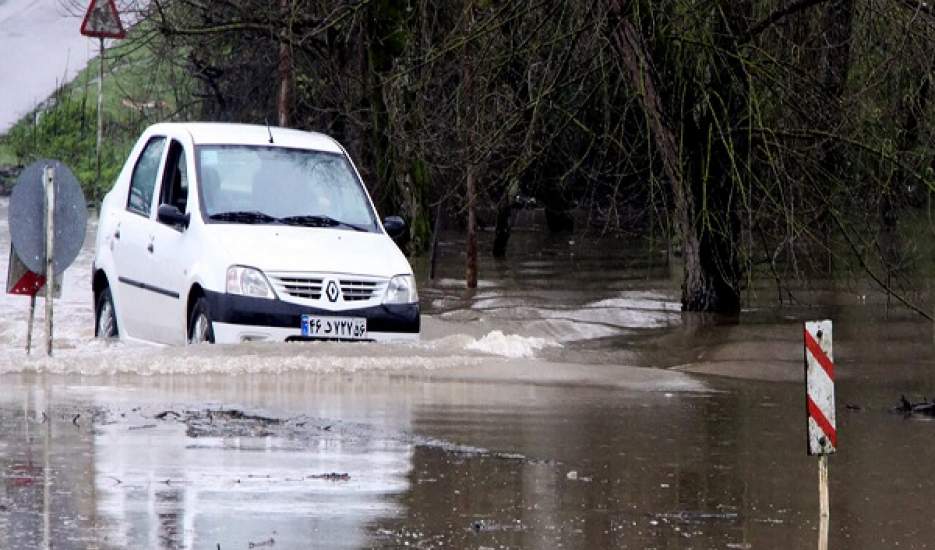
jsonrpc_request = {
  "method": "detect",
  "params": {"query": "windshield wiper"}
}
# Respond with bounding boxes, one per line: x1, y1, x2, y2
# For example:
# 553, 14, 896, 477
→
209, 210, 279, 224
278, 215, 369, 232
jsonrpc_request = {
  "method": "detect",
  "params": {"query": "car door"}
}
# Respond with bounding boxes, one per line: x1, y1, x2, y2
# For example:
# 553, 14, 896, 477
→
147, 137, 194, 344
111, 135, 167, 340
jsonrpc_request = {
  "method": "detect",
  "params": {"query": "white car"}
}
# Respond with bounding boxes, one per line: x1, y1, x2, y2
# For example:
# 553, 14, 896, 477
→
92, 122, 419, 344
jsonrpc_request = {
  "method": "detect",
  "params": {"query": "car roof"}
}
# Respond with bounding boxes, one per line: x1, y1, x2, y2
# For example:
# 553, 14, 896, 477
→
148, 122, 344, 153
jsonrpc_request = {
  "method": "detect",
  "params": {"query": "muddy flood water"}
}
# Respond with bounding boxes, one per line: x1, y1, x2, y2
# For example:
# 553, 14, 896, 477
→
2, 198, 935, 549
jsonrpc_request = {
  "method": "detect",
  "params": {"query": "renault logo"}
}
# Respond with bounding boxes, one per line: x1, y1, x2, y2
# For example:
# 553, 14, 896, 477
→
325, 280, 340, 302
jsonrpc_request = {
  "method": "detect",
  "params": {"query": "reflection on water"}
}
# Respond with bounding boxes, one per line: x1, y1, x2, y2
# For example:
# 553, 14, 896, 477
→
94, 416, 412, 549
3, 357, 935, 548
1, 379, 415, 549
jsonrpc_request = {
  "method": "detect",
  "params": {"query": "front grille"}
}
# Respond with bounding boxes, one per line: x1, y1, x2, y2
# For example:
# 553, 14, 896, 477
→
269, 274, 324, 299
267, 272, 387, 303
340, 279, 382, 301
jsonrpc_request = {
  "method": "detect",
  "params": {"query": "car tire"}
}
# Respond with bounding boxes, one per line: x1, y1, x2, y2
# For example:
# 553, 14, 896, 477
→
95, 286, 119, 339
188, 297, 215, 344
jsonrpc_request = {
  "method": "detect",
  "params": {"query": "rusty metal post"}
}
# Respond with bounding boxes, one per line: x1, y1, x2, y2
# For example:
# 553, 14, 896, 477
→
96, 37, 104, 186
26, 295, 36, 355
44, 166, 54, 356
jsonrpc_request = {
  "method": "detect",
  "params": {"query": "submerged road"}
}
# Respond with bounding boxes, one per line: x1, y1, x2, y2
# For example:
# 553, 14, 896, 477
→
1, 197, 935, 548
0, 0, 97, 132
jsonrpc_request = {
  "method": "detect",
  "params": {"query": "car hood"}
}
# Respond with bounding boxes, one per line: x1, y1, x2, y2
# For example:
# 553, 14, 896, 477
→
205, 224, 412, 277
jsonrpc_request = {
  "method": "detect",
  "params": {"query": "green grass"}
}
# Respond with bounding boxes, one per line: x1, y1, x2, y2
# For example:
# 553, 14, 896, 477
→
0, 143, 15, 165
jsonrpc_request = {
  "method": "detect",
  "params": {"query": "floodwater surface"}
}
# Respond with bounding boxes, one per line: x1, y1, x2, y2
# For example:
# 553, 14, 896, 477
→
2, 198, 935, 549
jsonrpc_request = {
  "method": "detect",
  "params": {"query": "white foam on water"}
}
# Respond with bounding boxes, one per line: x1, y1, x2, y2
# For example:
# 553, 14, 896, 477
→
435, 277, 499, 289
0, 197, 684, 379
466, 330, 561, 359
0, 338, 490, 376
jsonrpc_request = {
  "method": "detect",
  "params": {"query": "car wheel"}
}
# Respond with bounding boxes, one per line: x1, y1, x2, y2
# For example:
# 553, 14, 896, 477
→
188, 297, 215, 344
95, 286, 119, 338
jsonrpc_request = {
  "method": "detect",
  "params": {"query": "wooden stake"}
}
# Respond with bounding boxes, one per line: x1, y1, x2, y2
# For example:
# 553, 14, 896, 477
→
44, 166, 54, 357
818, 454, 829, 550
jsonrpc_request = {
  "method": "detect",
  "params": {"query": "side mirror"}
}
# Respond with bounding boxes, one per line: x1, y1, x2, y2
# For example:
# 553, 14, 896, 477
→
383, 215, 407, 239
158, 204, 190, 229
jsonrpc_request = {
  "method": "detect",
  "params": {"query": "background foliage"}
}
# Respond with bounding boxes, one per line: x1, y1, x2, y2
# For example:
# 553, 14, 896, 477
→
3, 0, 933, 312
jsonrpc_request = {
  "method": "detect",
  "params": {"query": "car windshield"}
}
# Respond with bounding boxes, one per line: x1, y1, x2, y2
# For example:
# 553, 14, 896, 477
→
197, 145, 378, 232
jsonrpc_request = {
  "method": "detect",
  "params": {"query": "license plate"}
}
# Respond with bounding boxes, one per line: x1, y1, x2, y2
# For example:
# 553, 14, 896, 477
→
301, 315, 368, 340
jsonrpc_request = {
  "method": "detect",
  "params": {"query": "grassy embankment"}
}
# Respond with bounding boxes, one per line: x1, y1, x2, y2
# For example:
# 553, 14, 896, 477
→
0, 26, 186, 202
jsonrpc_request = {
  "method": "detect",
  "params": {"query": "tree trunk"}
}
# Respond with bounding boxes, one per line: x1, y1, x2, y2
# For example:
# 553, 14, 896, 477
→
609, 2, 739, 312
277, 0, 293, 127
817, 0, 855, 273
882, 54, 932, 280
464, 0, 478, 289
466, 164, 478, 287
492, 193, 513, 258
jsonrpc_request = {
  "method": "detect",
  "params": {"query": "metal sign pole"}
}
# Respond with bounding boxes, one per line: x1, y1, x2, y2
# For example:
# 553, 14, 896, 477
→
7, 159, 87, 356
44, 166, 55, 357
96, 37, 104, 186
26, 295, 36, 355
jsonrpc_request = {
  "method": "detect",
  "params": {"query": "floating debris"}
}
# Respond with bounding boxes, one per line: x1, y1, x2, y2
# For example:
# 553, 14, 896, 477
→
893, 396, 935, 418
128, 424, 156, 431
469, 519, 525, 533
654, 511, 740, 524
308, 472, 350, 481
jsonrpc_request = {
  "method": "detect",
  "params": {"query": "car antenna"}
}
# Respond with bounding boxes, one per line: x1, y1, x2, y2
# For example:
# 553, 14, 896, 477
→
265, 118, 275, 144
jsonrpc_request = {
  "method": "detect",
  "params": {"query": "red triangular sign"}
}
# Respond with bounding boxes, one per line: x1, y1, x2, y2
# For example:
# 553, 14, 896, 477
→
80, 0, 126, 39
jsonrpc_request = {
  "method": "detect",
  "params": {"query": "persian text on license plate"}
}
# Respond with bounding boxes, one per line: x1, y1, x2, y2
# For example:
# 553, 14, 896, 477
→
301, 315, 368, 339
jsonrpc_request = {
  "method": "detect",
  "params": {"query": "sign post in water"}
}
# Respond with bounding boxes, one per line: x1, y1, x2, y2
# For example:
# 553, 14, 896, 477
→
804, 320, 836, 550
6, 160, 88, 356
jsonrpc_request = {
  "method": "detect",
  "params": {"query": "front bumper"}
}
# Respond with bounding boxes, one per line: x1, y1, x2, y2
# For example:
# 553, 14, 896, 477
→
203, 290, 420, 344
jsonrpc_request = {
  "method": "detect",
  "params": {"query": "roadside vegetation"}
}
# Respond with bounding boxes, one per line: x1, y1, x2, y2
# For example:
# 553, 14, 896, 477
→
0, 22, 192, 201
3, 0, 934, 316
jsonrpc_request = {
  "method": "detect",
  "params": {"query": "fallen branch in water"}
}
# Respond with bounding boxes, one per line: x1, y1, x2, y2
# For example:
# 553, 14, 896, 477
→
893, 395, 935, 417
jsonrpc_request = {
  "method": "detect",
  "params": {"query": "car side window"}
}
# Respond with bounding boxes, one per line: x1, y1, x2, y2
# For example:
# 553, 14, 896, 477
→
158, 140, 189, 217
128, 137, 166, 216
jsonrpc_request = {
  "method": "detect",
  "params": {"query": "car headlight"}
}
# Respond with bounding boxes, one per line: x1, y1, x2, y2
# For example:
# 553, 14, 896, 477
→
226, 266, 276, 299
383, 274, 418, 304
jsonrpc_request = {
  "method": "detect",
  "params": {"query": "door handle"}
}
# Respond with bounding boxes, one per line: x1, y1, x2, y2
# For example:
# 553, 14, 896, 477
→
147, 242, 154, 253
114, 229, 121, 240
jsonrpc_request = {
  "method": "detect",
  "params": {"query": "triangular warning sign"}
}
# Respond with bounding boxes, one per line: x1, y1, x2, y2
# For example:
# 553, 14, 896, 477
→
80, 0, 126, 39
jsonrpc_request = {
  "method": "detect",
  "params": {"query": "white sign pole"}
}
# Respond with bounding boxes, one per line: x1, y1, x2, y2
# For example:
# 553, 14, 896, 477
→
804, 320, 835, 550
44, 166, 55, 357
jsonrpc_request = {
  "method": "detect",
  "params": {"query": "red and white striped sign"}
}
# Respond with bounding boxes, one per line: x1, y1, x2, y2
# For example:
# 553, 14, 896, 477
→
805, 320, 836, 455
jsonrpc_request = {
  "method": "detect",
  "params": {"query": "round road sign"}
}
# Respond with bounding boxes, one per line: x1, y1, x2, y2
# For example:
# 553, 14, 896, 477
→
8, 159, 88, 275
